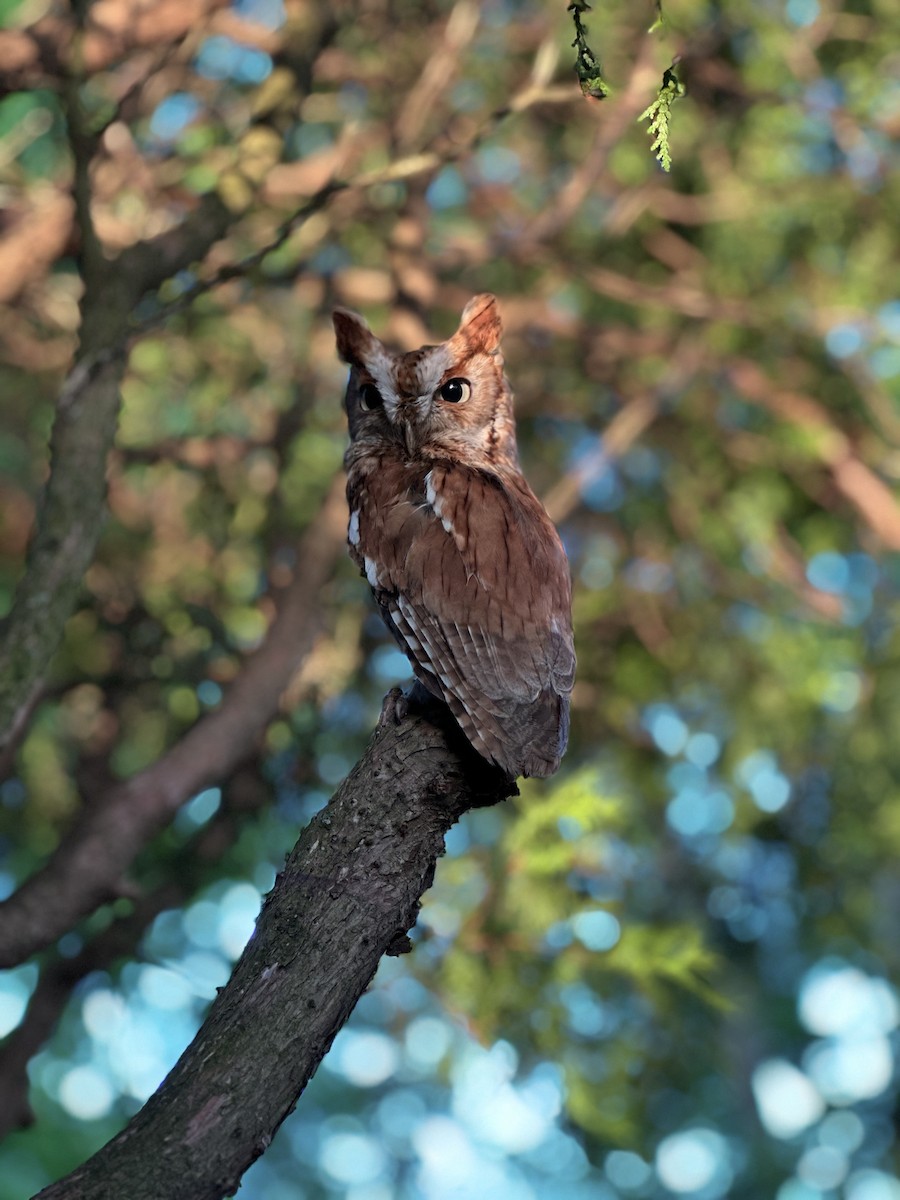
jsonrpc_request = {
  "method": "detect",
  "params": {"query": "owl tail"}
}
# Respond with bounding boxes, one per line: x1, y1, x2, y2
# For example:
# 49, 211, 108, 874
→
442, 686, 570, 780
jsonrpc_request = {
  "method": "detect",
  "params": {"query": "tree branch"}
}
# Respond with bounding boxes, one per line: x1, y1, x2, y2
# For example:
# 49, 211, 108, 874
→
0, 763, 272, 1138
34, 696, 515, 1200
0, 887, 180, 1140
0, 348, 126, 761
0, 175, 233, 765
0, 6, 341, 760
0, 0, 231, 93
730, 359, 900, 552
0, 25, 128, 750
137, 74, 579, 334
0, 479, 347, 967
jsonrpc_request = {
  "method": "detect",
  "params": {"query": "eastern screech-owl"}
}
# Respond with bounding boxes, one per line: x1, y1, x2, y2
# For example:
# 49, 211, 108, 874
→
333, 294, 575, 778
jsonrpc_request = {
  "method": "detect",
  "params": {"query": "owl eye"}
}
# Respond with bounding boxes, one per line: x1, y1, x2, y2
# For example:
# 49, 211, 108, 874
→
360, 384, 384, 411
437, 378, 471, 404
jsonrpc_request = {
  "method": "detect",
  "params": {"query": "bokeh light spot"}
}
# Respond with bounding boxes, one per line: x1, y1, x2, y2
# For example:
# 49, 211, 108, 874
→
798, 963, 899, 1037
572, 910, 621, 952
175, 786, 221, 832
751, 1058, 824, 1138
807, 551, 849, 593
58, 1065, 115, 1120
786, 0, 820, 26
825, 323, 863, 357
606, 1149, 652, 1190
327, 1028, 399, 1087
655, 1128, 732, 1195
644, 705, 689, 756
405, 1017, 452, 1071
149, 93, 201, 142
0, 967, 36, 1037
797, 1144, 848, 1191
736, 751, 791, 812
319, 1131, 387, 1187
685, 732, 721, 768
846, 1170, 900, 1200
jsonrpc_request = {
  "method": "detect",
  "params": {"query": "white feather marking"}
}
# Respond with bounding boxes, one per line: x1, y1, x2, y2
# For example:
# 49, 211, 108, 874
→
364, 556, 380, 588
361, 347, 400, 418
423, 469, 460, 540
348, 510, 360, 546
424, 470, 439, 512
415, 345, 453, 396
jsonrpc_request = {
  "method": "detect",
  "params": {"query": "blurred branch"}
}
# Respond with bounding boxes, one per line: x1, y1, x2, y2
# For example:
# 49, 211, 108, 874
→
0, 0, 231, 92
731, 360, 900, 552
0, 888, 180, 1139
522, 33, 658, 243
0, 764, 271, 1138
544, 392, 660, 524
0, 6, 340, 764
0, 192, 234, 763
34, 697, 514, 1200
543, 334, 706, 524
0, 347, 126, 763
395, 0, 481, 150
62, 27, 104, 285
132, 183, 344, 332
836, 356, 900, 449
0, 189, 75, 306
0, 479, 347, 967
139, 74, 579, 331
587, 264, 751, 323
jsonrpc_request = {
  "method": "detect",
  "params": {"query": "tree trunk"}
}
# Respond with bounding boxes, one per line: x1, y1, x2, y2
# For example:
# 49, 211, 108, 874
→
35, 694, 514, 1200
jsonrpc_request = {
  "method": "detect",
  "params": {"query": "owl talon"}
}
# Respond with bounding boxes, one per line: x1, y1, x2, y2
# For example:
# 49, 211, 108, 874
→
378, 687, 407, 729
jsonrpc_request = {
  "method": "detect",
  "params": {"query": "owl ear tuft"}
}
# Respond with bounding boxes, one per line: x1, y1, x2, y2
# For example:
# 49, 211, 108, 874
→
333, 308, 382, 366
456, 293, 502, 354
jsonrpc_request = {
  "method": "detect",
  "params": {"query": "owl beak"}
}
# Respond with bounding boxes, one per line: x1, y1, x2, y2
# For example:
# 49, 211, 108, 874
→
394, 396, 430, 457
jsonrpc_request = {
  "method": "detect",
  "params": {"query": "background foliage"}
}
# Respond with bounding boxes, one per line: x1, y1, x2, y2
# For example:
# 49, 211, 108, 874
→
1, 0, 899, 1196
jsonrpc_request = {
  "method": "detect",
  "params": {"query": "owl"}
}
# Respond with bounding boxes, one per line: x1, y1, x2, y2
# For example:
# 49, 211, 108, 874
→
333, 294, 575, 778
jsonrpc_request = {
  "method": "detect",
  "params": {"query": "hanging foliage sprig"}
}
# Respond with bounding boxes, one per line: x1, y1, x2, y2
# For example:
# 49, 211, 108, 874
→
567, 2, 610, 101
567, 2, 685, 171
638, 63, 685, 172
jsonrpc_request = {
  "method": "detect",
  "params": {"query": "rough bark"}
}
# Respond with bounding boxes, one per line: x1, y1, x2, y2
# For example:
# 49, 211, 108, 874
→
35, 696, 515, 1200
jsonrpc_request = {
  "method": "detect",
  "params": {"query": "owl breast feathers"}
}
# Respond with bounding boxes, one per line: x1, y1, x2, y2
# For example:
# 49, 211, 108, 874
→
333, 293, 575, 779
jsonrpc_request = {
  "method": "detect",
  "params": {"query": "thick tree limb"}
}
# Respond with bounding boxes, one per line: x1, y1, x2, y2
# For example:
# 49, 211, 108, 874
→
0, 191, 233, 761
0, 763, 272, 1138
0, 350, 126, 761
0, 5, 338, 761
34, 697, 515, 1200
0, 481, 346, 967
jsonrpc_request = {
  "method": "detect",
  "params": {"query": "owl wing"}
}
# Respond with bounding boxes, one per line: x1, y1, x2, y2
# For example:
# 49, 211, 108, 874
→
349, 460, 575, 778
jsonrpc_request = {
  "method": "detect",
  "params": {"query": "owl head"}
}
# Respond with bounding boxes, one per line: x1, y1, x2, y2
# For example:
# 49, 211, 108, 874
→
333, 294, 519, 466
